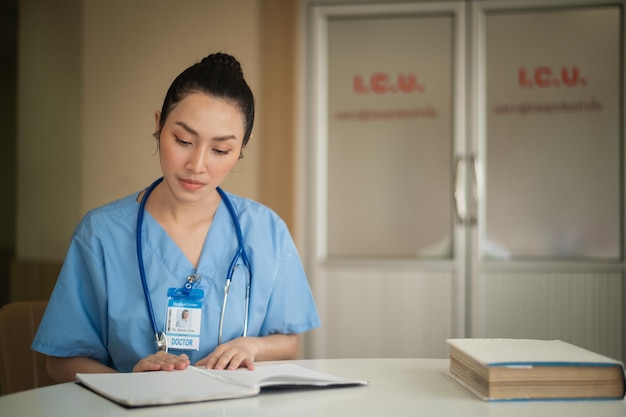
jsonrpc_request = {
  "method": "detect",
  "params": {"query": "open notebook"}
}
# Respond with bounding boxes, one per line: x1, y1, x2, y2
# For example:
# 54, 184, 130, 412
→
77, 363, 368, 407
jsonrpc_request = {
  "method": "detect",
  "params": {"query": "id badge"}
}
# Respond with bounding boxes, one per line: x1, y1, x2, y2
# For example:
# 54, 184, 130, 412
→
165, 287, 204, 351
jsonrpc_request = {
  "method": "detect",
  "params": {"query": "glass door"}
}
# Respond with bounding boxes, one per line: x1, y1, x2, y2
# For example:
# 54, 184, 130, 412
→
304, 1, 467, 359
469, 0, 624, 360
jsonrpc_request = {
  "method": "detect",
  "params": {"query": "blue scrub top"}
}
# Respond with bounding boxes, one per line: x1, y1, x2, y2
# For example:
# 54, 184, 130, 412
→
32, 187, 321, 372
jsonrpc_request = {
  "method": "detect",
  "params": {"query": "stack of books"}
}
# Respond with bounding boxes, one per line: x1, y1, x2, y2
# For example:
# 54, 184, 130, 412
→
446, 338, 625, 401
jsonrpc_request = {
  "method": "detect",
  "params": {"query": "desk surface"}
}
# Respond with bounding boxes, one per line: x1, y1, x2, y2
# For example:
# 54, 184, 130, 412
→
2, 358, 625, 417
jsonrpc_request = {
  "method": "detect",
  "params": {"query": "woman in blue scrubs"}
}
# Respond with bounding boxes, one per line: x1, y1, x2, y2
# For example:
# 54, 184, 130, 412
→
32, 53, 321, 382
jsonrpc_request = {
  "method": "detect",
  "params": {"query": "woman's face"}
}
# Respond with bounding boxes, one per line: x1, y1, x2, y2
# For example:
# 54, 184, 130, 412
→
155, 92, 244, 205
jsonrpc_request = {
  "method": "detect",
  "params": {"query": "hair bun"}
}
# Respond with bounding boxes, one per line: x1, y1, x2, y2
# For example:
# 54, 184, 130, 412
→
201, 53, 243, 78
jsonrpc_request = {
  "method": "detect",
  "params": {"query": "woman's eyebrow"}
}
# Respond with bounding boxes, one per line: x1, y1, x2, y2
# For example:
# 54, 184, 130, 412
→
175, 121, 199, 137
174, 121, 238, 141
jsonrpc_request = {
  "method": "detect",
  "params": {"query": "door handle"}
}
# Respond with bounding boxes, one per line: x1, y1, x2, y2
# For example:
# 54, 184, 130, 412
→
453, 156, 467, 224
454, 155, 479, 225
467, 155, 478, 226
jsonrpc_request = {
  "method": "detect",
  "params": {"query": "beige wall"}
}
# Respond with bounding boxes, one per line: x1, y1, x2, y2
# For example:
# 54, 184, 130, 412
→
15, 0, 298, 304
17, 0, 264, 261
17, 0, 82, 261
81, 0, 261, 214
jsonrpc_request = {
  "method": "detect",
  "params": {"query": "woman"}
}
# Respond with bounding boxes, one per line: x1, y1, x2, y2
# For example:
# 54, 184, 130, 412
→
32, 53, 320, 382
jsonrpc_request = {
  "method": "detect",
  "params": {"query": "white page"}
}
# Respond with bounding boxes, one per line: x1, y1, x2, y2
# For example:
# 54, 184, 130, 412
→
204, 364, 368, 388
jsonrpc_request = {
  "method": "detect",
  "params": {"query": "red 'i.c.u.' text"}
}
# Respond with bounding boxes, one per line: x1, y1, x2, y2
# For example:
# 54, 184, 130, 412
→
518, 66, 587, 88
353, 72, 426, 94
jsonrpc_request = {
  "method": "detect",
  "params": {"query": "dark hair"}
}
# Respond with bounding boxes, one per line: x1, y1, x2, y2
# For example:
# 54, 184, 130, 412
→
157, 53, 255, 146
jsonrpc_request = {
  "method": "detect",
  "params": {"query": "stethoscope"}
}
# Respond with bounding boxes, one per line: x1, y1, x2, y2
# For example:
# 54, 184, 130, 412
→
136, 177, 251, 351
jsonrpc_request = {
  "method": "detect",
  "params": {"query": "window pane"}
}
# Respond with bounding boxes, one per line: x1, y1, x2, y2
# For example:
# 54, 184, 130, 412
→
327, 14, 454, 258
484, 7, 621, 260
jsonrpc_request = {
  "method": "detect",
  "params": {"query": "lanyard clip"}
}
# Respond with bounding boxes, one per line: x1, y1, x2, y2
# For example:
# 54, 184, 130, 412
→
183, 274, 201, 294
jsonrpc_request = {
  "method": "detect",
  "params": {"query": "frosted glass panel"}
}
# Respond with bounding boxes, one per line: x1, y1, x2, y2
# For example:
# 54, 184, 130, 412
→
326, 14, 454, 258
484, 7, 621, 260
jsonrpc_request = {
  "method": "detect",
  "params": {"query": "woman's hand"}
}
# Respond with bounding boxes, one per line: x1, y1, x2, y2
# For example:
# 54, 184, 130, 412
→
132, 351, 191, 372
195, 337, 257, 370
195, 334, 300, 370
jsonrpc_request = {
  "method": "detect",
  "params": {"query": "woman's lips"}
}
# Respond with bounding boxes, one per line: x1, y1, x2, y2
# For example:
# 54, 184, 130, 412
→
179, 178, 205, 191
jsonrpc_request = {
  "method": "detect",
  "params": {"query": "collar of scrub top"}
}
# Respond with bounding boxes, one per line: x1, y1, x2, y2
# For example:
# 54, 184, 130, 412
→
136, 177, 252, 351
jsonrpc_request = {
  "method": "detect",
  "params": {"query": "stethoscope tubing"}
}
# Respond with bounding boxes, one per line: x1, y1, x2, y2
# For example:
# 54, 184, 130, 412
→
137, 177, 163, 343
137, 177, 251, 351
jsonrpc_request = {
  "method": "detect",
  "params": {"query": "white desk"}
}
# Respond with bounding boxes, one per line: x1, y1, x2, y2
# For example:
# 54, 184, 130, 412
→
1, 358, 625, 416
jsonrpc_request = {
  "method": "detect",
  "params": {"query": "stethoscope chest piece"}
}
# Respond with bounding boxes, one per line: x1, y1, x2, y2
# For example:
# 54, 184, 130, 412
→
156, 332, 167, 351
